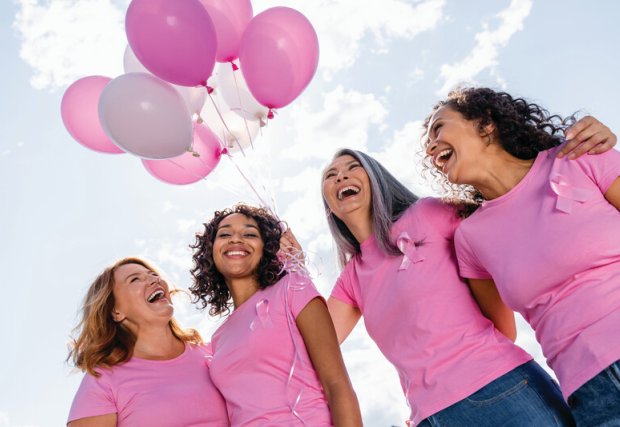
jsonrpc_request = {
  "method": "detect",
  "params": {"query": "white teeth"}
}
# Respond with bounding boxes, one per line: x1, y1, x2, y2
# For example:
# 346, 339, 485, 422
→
225, 250, 248, 256
337, 185, 360, 200
434, 149, 453, 167
147, 289, 165, 303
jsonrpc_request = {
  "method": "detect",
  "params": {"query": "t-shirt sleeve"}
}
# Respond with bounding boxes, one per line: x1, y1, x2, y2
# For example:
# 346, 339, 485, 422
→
454, 226, 492, 280
67, 372, 117, 423
329, 267, 359, 308
286, 272, 326, 319
578, 147, 620, 193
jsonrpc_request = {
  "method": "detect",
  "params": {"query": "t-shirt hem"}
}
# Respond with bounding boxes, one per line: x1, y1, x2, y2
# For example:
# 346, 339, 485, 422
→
561, 346, 620, 399
67, 409, 117, 424
329, 290, 358, 309
411, 355, 532, 425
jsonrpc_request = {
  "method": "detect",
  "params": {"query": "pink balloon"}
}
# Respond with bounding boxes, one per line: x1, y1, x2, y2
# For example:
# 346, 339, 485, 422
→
126, 0, 217, 87
60, 76, 124, 154
99, 73, 193, 159
239, 7, 319, 109
198, 0, 252, 63
142, 123, 222, 185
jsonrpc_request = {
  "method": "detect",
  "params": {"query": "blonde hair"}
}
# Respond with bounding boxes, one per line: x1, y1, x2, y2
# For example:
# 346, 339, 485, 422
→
68, 257, 202, 376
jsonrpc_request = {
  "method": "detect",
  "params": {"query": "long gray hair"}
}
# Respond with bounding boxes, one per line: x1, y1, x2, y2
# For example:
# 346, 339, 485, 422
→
323, 149, 419, 268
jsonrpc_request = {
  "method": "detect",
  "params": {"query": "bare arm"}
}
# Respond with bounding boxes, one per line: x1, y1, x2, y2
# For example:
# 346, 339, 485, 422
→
558, 116, 616, 159
327, 297, 362, 345
68, 414, 117, 427
467, 278, 516, 341
604, 177, 620, 210
297, 298, 362, 427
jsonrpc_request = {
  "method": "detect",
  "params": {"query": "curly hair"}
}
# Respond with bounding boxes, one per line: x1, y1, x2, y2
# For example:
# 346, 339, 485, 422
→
421, 86, 576, 210
190, 204, 285, 316
68, 257, 202, 376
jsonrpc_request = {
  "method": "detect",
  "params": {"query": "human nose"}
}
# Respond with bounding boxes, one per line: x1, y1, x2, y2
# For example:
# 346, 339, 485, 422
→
335, 169, 348, 182
425, 139, 438, 156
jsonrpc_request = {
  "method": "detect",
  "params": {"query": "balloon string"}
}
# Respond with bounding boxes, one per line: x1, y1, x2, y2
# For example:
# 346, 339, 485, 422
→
206, 88, 247, 157
230, 62, 256, 151
225, 151, 273, 209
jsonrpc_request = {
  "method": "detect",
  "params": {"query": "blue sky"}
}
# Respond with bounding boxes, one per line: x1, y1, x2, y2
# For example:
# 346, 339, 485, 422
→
1, 1, 619, 426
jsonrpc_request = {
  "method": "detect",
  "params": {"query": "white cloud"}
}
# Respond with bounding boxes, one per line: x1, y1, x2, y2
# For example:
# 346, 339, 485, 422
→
0, 411, 37, 427
437, 0, 533, 95
13, 0, 126, 90
253, 0, 445, 80
282, 86, 388, 161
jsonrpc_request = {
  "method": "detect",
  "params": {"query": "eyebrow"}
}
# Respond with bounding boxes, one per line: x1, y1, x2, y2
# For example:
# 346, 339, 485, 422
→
217, 224, 260, 231
324, 160, 359, 176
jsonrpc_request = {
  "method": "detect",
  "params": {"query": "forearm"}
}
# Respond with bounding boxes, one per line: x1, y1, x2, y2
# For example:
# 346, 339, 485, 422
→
324, 380, 363, 427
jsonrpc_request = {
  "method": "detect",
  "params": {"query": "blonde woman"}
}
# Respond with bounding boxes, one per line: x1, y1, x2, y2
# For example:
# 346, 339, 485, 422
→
67, 257, 228, 426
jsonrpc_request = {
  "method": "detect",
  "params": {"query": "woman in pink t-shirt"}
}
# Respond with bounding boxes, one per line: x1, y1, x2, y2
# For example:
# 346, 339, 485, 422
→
284, 148, 578, 426
189, 204, 362, 427
424, 87, 620, 425
67, 256, 228, 426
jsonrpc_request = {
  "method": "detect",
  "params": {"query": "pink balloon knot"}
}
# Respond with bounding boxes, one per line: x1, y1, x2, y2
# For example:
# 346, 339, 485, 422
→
267, 109, 275, 120
206, 85, 214, 94
221, 147, 229, 155
231, 62, 239, 71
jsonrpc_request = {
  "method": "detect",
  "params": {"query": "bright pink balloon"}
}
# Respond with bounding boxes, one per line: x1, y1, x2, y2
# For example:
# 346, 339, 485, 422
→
239, 7, 319, 109
142, 123, 222, 185
126, 0, 217, 87
198, 0, 252, 63
99, 73, 193, 159
61, 76, 124, 154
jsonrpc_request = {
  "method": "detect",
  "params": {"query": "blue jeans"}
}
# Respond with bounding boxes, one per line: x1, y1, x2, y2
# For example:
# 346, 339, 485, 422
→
418, 361, 574, 426
568, 360, 620, 426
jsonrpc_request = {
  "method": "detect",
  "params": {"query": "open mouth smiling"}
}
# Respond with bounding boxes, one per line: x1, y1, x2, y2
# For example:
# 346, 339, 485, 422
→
434, 148, 454, 170
337, 185, 360, 200
146, 289, 166, 303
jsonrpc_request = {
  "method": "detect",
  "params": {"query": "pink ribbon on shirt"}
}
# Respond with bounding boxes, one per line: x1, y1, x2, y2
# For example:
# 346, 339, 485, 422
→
396, 231, 424, 270
249, 298, 273, 331
549, 173, 593, 214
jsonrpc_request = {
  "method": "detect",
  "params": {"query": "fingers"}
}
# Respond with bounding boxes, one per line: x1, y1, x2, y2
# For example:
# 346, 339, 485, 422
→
558, 116, 616, 159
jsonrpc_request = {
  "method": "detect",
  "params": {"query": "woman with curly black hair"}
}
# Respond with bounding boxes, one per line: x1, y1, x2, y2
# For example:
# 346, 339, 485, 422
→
425, 87, 620, 425
190, 204, 361, 427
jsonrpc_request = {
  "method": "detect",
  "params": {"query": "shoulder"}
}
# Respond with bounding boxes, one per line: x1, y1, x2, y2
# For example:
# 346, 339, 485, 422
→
403, 197, 461, 237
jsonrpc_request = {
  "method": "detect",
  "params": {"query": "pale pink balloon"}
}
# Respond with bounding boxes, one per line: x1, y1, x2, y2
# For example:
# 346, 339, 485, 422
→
198, 0, 253, 63
142, 123, 222, 185
126, 0, 217, 87
239, 7, 319, 109
98, 73, 193, 159
61, 76, 124, 154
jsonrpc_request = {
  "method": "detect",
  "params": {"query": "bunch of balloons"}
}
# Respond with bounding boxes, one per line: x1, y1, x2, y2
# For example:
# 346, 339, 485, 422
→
61, 0, 319, 185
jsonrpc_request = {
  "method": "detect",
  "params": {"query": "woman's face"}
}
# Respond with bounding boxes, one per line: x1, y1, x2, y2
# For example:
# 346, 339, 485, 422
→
425, 106, 491, 185
213, 213, 264, 281
112, 263, 173, 329
322, 154, 372, 220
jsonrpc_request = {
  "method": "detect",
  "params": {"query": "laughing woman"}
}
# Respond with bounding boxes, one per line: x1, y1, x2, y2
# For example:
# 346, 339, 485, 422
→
190, 204, 361, 427
424, 87, 620, 426
67, 257, 228, 426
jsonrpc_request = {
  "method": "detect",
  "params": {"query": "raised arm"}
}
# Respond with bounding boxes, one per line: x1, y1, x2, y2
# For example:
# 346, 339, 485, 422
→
467, 278, 516, 341
297, 298, 363, 427
558, 116, 616, 159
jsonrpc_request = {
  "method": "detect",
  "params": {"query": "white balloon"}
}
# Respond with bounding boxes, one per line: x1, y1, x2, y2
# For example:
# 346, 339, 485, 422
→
201, 93, 260, 152
123, 45, 207, 115
214, 62, 269, 122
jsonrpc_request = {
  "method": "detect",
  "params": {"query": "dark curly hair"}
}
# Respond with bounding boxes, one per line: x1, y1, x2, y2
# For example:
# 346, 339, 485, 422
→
190, 204, 285, 316
422, 87, 576, 210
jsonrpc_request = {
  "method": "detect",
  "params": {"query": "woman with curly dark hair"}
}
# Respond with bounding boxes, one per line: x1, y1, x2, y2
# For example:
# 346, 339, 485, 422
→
190, 204, 362, 427
425, 87, 620, 425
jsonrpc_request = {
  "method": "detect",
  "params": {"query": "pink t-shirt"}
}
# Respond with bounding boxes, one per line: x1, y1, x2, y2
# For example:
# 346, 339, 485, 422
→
331, 198, 531, 425
68, 343, 228, 426
455, 146, 620, 399
209, 272, 332, 427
